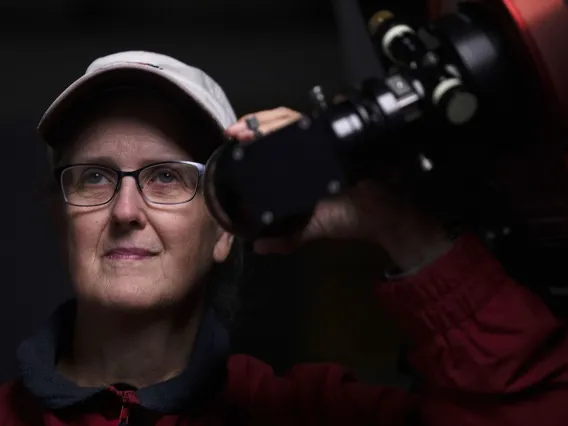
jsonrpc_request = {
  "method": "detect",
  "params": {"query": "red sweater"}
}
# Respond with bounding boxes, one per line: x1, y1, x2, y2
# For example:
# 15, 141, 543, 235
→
1, 234, 566, 425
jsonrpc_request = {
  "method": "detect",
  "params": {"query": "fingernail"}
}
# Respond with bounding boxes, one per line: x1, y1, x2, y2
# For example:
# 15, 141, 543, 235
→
234, 130, 256, 143
226, 122, 247, 133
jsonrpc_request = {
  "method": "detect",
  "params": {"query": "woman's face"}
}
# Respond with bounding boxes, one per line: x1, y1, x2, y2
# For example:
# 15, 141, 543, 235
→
58, 97, 233, 311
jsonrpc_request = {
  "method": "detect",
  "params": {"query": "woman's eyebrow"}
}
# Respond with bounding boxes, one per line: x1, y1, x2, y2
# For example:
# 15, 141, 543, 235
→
68, 155, 193, 168
67, 155, 117, 166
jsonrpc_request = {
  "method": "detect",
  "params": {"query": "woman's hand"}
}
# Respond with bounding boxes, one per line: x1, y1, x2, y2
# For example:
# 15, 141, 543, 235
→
224, 107, 303, 142
225, 108, 454, 271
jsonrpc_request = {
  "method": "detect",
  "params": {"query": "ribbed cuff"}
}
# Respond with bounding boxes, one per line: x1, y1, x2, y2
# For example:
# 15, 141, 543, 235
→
376, 234, 509, 343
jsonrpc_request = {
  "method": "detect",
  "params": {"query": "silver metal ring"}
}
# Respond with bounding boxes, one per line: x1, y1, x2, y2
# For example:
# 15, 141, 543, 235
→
245, 115, 260, 131
245, 115, 263, 139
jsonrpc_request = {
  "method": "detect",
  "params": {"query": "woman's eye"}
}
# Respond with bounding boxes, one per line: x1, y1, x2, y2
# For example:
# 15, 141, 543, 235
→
82, 171, 111, 185
152, 170, 178, 184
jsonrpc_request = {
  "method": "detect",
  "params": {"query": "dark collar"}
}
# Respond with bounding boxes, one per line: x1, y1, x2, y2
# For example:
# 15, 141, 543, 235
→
17, 300, 230, 413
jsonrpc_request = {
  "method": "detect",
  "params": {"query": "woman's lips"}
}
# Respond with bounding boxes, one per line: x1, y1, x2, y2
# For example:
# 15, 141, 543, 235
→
104, 247, 158, 260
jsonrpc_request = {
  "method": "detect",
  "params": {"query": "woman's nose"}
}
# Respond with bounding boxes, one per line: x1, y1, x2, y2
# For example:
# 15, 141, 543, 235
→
109, 177, 147, 229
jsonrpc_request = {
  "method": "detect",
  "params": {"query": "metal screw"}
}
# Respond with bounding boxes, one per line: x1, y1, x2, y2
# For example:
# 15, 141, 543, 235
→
327, 180, 341, 194
422, 52, 439, 67
298, 117, 312, 130
310, 85, 328, 110
232, 147, 244, 161
419, 154, 433, 171
261, 211, 274, 225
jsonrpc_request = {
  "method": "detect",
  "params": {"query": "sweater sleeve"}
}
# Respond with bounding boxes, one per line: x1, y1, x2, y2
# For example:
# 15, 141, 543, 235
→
226, 234, 568, 426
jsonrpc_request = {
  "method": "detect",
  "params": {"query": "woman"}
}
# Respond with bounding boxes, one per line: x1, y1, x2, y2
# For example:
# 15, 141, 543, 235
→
0, 50, 566, 425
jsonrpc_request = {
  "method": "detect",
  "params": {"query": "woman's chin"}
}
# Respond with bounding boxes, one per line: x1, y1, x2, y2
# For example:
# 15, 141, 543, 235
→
80, 285, 182, 313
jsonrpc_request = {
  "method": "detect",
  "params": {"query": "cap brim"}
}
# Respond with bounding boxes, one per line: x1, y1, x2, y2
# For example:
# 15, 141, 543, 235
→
38, 63, 226, 158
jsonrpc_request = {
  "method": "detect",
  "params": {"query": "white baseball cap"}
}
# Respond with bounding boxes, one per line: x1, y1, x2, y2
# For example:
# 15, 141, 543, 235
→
38, 50, 238, 158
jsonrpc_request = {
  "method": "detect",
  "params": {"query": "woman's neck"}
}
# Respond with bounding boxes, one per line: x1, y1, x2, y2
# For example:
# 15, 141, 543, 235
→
58, 299, 204, 389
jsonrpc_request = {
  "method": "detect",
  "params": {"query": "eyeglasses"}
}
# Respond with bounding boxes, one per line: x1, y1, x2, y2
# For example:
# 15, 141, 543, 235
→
54, 161, 205, 207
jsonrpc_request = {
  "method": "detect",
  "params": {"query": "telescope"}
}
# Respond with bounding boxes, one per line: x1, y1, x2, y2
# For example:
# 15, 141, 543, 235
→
203, 0, 568, 287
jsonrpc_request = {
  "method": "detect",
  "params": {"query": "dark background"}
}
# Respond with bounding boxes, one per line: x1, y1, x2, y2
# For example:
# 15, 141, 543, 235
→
0, 0, 429, 385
